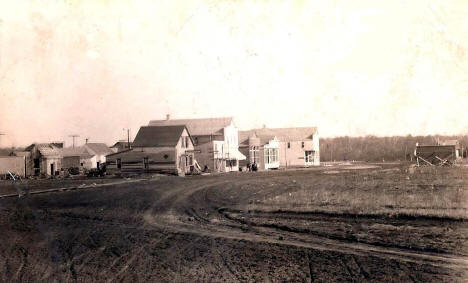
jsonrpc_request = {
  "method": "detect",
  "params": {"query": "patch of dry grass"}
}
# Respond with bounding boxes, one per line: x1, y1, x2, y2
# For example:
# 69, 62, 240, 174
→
250, 166, 468, 219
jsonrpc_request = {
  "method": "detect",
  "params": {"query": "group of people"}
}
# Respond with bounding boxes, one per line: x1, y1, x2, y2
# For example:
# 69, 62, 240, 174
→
246, 163, 258, 172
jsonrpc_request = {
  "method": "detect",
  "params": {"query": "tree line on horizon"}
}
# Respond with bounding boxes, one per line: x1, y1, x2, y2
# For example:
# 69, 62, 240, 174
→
319, 135, 468, 162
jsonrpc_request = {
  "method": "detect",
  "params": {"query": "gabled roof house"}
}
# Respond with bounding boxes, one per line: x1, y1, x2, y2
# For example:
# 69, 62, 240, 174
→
106, 125, 196, 176
148, 116, 245, 172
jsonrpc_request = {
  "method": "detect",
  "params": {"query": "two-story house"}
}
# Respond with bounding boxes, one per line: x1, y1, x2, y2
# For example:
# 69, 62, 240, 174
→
148, 116, 246, 172
239, 127, 319, 169
238, 133, 280, 170
106, 125, 195, 176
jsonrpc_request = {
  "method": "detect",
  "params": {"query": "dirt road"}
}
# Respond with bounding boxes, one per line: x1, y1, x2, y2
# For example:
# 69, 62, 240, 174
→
1, 170, 467, 282
144, 173, 468, 279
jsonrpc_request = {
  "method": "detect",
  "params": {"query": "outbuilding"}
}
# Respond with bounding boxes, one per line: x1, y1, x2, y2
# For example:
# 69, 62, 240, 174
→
24, 143, 63, 176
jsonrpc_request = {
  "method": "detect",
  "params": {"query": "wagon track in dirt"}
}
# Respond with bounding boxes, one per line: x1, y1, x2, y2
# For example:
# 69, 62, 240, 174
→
144, 177, 468, 275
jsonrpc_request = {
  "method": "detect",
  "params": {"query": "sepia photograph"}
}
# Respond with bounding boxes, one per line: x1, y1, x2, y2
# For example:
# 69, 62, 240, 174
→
0, 0, 467, 282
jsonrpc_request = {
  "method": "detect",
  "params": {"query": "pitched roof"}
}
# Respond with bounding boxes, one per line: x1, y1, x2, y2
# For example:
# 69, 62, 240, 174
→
148, 117, 233, 136
111, 141, 132, 148
84, 143, 113, 156
61, 146, 93, 158
239, 127, 317, 144
25, 143, 62, 152
37, 144, 61, 157
239, 132, 276, 146
133, 125, 188, 147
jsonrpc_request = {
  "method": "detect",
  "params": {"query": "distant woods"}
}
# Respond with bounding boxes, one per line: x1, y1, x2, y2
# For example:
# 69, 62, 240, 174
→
320, 135, 468, 162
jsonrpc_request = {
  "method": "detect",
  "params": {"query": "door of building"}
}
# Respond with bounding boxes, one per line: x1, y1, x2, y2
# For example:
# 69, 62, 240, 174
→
50, 163, 54, 175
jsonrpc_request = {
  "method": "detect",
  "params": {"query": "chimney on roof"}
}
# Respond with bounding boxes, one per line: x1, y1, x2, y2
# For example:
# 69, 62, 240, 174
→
166, 114, 170, 121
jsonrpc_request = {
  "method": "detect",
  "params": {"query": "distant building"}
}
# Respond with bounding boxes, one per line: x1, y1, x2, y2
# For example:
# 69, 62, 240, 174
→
24, 143, 63, 176
148, 116, 246, 172
239, 127, 320, 169
84, 143, 114, 168
110, 140, 132, 153
61, 143, 113, 170
415, 139, 463, 166
106, 125, 195, 176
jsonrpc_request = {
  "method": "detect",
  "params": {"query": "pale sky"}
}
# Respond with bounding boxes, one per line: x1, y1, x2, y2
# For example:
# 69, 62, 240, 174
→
1, 0, 467, 147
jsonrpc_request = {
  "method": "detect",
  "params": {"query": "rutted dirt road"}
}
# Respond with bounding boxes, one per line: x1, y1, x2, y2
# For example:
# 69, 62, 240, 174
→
1, 169, 467, 282
145, 174, 468, 277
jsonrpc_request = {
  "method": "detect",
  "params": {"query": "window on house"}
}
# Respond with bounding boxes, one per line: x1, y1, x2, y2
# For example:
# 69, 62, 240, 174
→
301, 142, 305, 148
117, 158, 122, 169
264, 148, 278, 164
287, 142, 290, 149
181, 136, 186, 148
272, 148, 278, 162
249, 146, 259, 164
143, 157, 149, 169
305, 151, 314, 163
194, 137, 198, 145
185, 136, 190, 147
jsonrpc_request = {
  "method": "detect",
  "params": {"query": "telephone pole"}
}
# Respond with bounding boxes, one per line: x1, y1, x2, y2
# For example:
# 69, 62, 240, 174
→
123, 128, 131, 149
68, 134, 80, 148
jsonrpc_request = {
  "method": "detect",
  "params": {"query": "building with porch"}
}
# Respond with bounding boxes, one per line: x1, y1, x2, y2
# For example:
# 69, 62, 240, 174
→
239, 133, 280, 170
148, 116, 246, 172
239, 127, 319, 169
106, 125, 195, 176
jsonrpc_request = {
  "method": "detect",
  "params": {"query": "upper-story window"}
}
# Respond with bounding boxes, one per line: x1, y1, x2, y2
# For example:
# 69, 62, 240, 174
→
301, 142, 305, 148
181, 136, 186, 148
287, 142, 290, 149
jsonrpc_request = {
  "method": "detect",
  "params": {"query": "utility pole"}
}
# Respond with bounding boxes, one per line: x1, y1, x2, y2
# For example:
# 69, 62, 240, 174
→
68, 134, 80, 148
123, 128, 131, 149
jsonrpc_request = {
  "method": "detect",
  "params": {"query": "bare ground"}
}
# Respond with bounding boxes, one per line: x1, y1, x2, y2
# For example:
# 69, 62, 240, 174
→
0, 167, 467, 282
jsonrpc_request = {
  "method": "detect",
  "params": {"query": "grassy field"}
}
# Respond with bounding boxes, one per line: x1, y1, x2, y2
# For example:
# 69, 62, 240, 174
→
244, 165, 468, 219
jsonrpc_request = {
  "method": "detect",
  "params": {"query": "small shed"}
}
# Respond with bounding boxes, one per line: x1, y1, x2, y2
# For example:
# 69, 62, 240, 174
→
414, 143, 458, 166
24, 143, 63, 176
